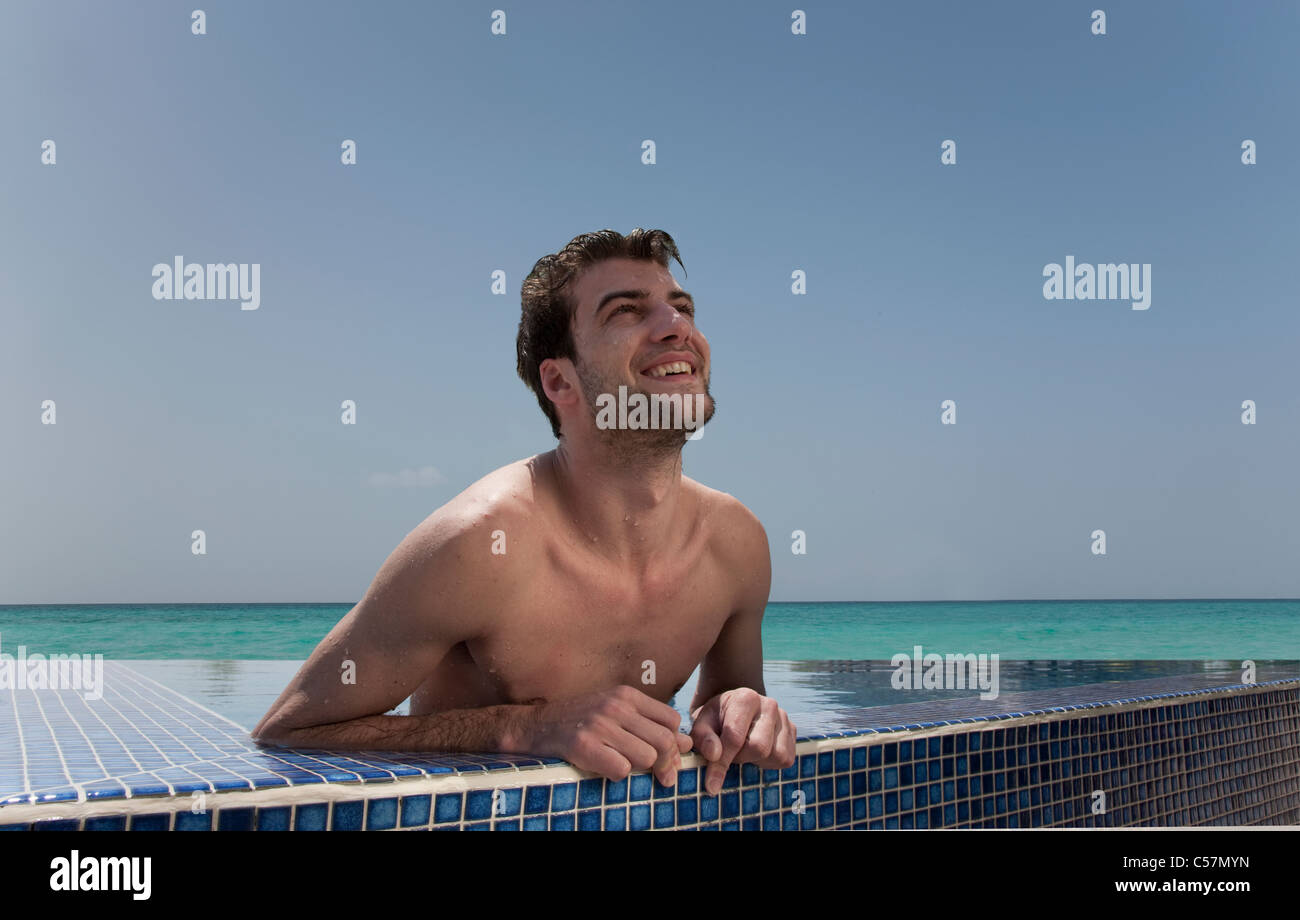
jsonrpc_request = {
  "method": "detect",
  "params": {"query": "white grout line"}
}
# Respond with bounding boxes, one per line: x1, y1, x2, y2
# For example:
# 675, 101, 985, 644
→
51, 688, 114, 795
27, 685, 76, 795
7, 680, 31, 800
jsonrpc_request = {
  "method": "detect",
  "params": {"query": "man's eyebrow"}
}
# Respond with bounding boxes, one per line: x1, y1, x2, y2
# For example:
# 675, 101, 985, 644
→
595, 288, 694, 318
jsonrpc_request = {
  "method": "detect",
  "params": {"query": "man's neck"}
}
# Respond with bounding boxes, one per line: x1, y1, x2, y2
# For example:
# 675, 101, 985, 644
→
547, 439, 688, 570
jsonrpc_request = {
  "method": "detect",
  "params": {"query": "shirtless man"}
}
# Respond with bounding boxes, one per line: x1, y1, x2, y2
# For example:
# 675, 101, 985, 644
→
253, 229, 796, 795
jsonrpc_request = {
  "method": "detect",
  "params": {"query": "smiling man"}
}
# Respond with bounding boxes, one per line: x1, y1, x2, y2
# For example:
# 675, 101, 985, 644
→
253, 228, 795, 793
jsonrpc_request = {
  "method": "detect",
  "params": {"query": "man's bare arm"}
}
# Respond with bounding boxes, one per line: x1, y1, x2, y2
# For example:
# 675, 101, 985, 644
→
686, 501, 796, 793
251, 506, 691, 782
251, 515, 523, 752
690, 501, 771, 714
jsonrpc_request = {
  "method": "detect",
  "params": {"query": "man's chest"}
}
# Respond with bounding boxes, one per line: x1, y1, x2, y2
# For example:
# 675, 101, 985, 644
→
467, 555, 734, 704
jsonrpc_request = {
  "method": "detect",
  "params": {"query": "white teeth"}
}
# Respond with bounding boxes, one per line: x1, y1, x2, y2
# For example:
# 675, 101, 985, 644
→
645, 361, 692, 378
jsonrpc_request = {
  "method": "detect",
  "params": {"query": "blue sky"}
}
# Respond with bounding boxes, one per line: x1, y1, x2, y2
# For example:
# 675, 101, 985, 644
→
2, 1, 1297, 603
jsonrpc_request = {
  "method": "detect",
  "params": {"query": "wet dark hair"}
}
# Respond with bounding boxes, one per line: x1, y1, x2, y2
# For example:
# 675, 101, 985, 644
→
517, 228, 686, 438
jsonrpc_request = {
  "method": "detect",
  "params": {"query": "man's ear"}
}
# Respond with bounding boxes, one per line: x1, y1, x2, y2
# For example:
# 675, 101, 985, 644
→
540, 357, 580, 412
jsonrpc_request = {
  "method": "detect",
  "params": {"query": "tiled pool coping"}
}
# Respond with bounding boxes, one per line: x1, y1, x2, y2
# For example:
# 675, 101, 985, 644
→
1, 662, 1297, 829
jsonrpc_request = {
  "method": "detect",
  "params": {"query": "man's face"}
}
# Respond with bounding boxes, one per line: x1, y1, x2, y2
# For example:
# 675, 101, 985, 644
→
563, 257, 714, 452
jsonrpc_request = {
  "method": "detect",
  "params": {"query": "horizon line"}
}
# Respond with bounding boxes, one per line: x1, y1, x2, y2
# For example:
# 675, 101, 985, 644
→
2, 596, 1298, 608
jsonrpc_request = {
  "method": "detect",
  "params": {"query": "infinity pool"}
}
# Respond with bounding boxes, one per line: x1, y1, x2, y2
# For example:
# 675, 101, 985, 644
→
3, 660, 1296, 830
121, 658, 1299, 731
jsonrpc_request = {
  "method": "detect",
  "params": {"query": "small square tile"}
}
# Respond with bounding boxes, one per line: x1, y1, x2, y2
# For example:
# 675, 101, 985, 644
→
294, 804, 327, 832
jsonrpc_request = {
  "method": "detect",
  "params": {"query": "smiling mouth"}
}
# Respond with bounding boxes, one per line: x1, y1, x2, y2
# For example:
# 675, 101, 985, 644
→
641, 360, 696, 380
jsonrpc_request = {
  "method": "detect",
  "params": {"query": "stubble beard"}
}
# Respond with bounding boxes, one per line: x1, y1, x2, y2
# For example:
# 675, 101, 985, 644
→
574, 356, 716, 463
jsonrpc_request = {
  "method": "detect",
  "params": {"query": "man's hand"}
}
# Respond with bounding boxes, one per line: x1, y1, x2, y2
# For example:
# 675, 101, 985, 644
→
525, 685, 693, 786
690, 687, 797, 795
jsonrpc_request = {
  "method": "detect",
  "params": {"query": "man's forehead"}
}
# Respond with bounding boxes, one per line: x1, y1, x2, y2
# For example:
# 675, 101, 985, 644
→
574, 259, 677, 311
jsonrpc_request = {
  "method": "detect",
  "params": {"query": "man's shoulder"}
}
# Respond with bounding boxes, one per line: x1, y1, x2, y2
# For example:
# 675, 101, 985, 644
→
685, 478, 768, 558
684, 479, 771, 617
404, 456, 547, 562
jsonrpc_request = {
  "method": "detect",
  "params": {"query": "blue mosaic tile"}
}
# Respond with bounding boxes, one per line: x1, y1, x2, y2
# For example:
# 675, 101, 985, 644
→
331, 801, 364, 831
365, 798, 397, 831
654, 801, 675, 828
551, 782, 577, 811
175, 811, 211, 831
678, 767, 698, 795
578, 779, 603, 808
399, 795, 430, 827
721, 791, 740, 819
294, 803, 328, 831
435, 793, 464, 822
257, 807, 291, 831
523, 786, 549, 814
217, 808, 254, 831
629, 774, 652, 801
130, 813, 171, 831
465, 790, 493, 821
604, 777, 628, 804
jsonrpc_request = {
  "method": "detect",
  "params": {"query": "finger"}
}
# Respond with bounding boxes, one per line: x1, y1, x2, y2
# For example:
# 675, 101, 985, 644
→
690, 716, 724, 763
577, 740, 632, 783
603, 724, 678, 787
607, 725, 661, 773
688, 696, 724, 760
778, 713, 798, 766
621, 685, 684, 734
618, 712, 682, 786
706, 694, 762, 795
652, 744, 682, 788
762, 712, 793, 769
741, 700, 779, 762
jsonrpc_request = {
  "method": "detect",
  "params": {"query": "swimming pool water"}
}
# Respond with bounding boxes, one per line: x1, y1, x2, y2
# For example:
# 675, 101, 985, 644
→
122, 658, 1300, 732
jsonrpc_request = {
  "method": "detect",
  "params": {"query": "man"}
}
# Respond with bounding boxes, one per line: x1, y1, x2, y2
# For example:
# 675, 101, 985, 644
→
253, 228, 796, 795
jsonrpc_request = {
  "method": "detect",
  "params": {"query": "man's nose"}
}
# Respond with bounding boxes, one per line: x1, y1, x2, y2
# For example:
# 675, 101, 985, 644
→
647, 301, 692, 338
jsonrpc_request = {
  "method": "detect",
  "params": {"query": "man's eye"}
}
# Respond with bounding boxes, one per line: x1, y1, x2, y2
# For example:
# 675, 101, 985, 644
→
615, 304, 636, 314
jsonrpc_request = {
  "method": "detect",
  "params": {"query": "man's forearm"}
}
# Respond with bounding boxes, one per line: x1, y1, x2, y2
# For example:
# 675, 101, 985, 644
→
252, 704, 536, 754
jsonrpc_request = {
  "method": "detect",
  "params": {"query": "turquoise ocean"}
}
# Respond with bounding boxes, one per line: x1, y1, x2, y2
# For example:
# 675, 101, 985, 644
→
1, 599, 1297, 660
